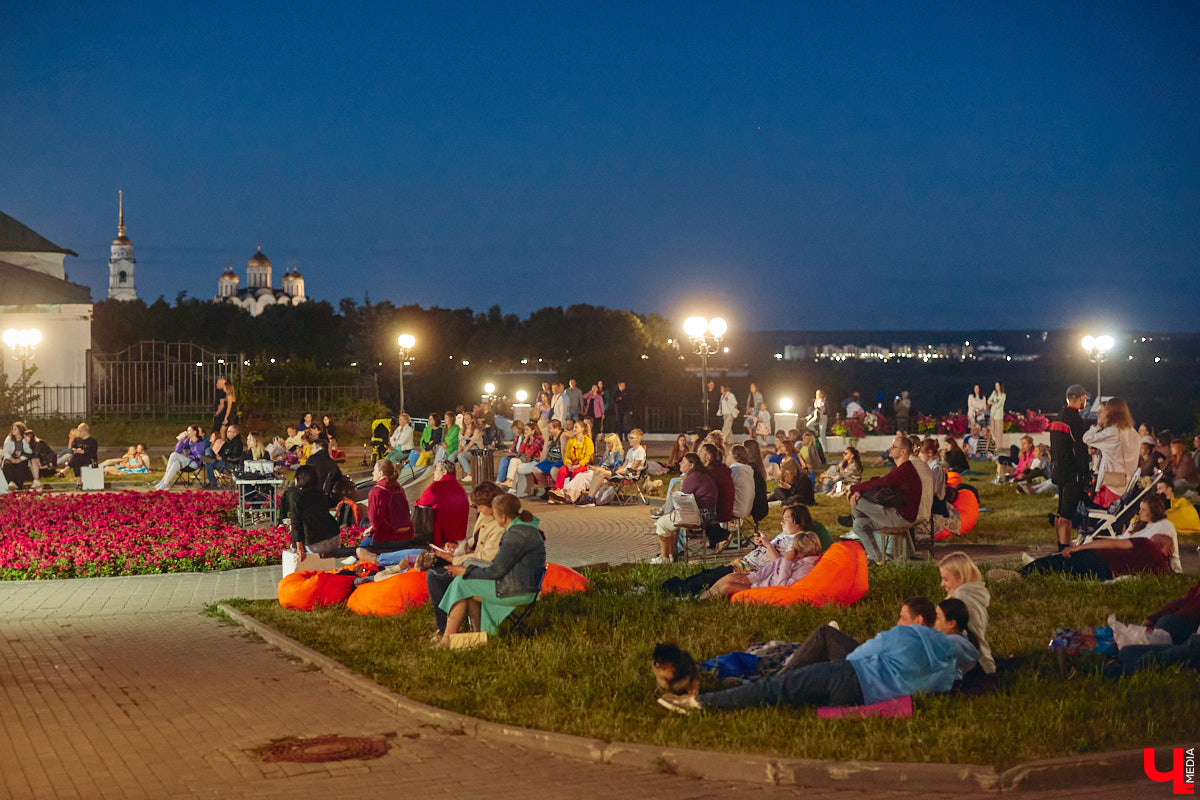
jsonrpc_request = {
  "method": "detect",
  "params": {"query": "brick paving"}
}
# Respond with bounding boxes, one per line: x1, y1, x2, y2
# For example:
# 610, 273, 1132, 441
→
0, 502, 1172, 799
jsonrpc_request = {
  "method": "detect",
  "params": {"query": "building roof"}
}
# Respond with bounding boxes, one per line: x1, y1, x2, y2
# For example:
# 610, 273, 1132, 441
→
0, 260, 92, 305
248, 248, 271, 267
0, 211, 79, 257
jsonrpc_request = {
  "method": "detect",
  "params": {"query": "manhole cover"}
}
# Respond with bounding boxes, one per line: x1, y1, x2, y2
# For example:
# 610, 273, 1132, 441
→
259, 736, 390, 763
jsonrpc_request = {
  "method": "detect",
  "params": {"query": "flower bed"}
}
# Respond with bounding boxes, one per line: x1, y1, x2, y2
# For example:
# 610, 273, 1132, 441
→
0, 491, 289, 579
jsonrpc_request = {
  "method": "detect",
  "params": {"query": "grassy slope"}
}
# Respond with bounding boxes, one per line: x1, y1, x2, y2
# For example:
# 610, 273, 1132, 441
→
232, 563, 1200, 769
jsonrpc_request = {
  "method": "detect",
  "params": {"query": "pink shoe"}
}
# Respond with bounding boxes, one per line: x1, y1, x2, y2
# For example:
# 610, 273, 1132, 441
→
816, 695, 913, 719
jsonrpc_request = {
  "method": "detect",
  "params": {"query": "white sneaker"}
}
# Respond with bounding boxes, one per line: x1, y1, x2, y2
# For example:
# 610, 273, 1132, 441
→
1020, 552, 1035, 566
340, 556, 358, 566
648, 555, 674, 565
31, 480, 42, 490
461, 474, 472, 483
828, 620, 840, 630
6, 482, 15, 491
657, 694, 702, 715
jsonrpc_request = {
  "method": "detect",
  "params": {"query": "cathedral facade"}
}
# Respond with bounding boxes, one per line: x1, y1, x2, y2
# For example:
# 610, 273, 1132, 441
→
107, 190, 137, 301
215, 247, 307, 316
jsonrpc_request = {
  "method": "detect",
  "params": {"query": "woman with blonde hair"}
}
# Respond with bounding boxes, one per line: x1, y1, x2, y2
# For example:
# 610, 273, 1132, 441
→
698, 530, 822, 600
938, 551, 994, 674
1083, 397, 1140, 509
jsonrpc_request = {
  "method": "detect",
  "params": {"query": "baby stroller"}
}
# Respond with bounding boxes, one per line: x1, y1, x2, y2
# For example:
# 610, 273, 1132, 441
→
1075, 468, 1162, 545
365, 418, 393, 466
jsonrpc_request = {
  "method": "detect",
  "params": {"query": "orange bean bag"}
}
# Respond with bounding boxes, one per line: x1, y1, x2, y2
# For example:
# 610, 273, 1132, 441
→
730, 541, 869, 607
278, 570, 358, 611
945, 471, 962, 488
953, 488, 979, 533
541, 562, 589, 595
346, 569, 431, 616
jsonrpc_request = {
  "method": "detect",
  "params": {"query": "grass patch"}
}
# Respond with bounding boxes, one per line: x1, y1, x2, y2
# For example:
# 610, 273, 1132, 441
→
230, 563, 1200, 769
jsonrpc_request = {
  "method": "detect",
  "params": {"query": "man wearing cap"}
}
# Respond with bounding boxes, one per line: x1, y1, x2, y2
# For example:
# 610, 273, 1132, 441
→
1049, 384, 1091, 550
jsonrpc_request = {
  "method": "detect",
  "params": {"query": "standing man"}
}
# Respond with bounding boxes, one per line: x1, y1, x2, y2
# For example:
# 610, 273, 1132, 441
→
705, 379, 720, 430
1049, 384, 1091, 552
211, 377, 227, 434
718, 383, 738, 441
550, 383, 568, 424
565, 379, 583, 422
894, 391, 912, 434
612, 381, 630, 440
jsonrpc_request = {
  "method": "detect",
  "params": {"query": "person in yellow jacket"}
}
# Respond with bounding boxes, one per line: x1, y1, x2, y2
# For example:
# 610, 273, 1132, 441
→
1158, 482, 1200, 534
553, 422, 594, 491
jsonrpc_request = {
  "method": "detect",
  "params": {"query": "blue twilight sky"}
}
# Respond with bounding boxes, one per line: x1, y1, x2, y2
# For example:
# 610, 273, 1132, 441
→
2, 1, 1198, 332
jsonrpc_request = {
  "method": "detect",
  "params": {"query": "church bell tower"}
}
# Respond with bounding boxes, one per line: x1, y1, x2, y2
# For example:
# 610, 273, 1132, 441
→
107, 189, 138, 301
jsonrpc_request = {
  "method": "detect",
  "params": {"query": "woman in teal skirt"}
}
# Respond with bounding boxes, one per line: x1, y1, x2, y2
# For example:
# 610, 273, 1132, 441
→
437, 493, 546, 644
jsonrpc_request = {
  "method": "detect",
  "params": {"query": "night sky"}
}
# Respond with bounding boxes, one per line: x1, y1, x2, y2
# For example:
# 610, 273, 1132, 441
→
2, 1, 1198, 332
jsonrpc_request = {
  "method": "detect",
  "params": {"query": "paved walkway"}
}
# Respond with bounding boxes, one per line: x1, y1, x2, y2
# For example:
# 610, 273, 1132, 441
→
0, 503, 1164, 799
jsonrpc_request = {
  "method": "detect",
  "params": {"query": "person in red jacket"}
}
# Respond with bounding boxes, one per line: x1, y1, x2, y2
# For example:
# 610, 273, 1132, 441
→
416, 461, 470, 548
838, 435, 923, 564
354, 459, 421, 563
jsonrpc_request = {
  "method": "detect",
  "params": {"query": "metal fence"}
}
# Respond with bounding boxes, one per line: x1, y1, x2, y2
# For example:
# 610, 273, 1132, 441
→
242, 382, 380, 420
640, 406, 706, 434
91, 341, 243, 418
21, 385, 88, 418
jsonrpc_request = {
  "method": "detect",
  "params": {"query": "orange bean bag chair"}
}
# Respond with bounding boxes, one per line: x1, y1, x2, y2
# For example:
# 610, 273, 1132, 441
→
945, 471, 962, 488
540, 562, 589, 595
730, 541, 869, 607
346, 569, 431, 616
278, 570, 358, 611
953, 488, 980, 533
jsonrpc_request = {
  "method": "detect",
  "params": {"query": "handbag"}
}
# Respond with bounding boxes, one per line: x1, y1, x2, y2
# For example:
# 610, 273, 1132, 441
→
860, 484, 905, 509
666, 492, 701, 528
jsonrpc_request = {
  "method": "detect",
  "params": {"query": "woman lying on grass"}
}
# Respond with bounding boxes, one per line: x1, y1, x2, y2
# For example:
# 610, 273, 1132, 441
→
435, 492, 546, 646
1016, 534, 1174, 581
657, 597, 978, 714
697, 531, 821, 600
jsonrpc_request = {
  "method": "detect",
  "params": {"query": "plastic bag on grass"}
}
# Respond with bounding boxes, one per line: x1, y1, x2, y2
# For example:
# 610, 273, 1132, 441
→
1108, 614, 1172, 649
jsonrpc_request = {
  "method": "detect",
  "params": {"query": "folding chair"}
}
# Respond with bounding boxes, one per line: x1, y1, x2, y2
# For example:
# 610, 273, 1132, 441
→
612, 469, 648, 505
1077, 468, 1160, 545
504, 593, 540, 635
668, 493, 711, 564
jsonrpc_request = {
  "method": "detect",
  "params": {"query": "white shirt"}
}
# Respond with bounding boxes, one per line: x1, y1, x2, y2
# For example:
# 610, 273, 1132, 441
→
718, 391, 738, 416
846, 401, 864, 417
551, 392, 568, 422
390, 424, 414, 451
1121, 517, 1181, 573
622, 444, 646, 472
730, 462, 755, 519
1082, 425, 1141, 493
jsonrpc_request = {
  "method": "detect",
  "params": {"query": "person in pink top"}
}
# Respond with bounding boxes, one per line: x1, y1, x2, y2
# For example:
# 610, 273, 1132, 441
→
416, 462, 470, 547
698, 531, 822, 600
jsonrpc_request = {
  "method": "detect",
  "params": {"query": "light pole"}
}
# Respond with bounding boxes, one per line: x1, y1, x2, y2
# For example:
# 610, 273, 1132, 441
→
2, 328, 42, 419
396, 333, 415, 413
684, 316, 727, 427
1080, 334, 1114, 399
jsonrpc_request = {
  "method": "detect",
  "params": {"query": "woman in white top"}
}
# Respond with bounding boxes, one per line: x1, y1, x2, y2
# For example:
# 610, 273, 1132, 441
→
967, 384, 987, 427
1082, 397, 1140, 508
986, 382, 1006, 445
386, 413, 415, 464
1121, 495, 1181, 573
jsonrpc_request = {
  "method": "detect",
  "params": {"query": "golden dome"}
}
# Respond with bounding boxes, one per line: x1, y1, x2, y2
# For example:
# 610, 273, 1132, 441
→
283, 268, 302, 280
220, 268, 238, 281
248, 248, 271, 267
112, 235, 132, 247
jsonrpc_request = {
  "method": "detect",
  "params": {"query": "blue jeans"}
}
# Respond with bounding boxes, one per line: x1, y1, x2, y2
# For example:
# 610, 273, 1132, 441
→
1112, 634, 1200, 676
376, 547, 426, 568
699, 660, 863, 710
456, 451, 473, 475
205, 459, 230, 484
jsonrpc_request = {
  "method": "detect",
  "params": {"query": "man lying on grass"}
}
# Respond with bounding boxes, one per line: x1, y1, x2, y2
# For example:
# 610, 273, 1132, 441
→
657, 598, 978, 714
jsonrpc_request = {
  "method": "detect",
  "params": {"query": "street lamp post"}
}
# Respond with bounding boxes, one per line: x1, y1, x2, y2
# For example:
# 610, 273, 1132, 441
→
683, 316, 727, 428
1080, 334, 1114, 399
2, 328, 42, 419
396, 333, 416, 413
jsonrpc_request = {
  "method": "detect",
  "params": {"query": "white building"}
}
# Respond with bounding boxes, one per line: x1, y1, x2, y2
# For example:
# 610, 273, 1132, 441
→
0, 210, 92, 416
215, 246, 308, 316
107, 190, 137, 301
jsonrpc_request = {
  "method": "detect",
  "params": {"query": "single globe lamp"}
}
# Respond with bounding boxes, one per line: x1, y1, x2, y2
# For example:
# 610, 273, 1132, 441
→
779, 397, 793, 412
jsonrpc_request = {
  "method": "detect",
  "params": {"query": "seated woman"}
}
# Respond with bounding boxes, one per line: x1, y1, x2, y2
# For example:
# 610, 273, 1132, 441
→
657, 597, 977, 714
25, 429, 57, 486
1118, 495, 1181, 573
495, 419, 528, 484
501, 424, 543, 487
770, 458, 815, 506
554, 432, 623, 504
727, 443, 768, 534
355, 458, 421, 564
4, 422, 38, 491
1156, 481, 1200, 534
244, 431, 267, 461
553, 423, 594, 491
698, 531, 821, 600
454, 419, 484, 483
663, 434, 690, 473
435, 492, 546, 645
942, 436, 970, 474
1169, 439, 1199, 491
285, 465, 341, 559
938, 551, 995, 674
1019, 533, 1174, 580
798, 430, 824, 475
821, 447, 862, 496
415, 461, 470, 548
156, 425, 206, 490
66, 423, 99, 489
426, 482, 508, 635
386, 413, 415, 464
408, 415, 443, 470
651, 454, 717, 564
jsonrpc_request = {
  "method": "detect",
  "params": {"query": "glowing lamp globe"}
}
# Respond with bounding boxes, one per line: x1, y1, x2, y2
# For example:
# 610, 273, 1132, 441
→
708, 317, 727, 338
1081, 335, 1095, 351
683, 317, 708, 338
779, 397, 793, 412
1096, 335, 1115, 353
515, 390, 528, 403
397, 333, 416, 350
484, 382, 496, 394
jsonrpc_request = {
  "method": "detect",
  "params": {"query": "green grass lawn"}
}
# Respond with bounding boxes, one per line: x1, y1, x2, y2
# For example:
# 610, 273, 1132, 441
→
230, 562, 1200, 769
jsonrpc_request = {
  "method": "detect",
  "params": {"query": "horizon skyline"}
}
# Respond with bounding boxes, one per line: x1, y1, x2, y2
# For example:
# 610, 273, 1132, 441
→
4, 2, 1198, 332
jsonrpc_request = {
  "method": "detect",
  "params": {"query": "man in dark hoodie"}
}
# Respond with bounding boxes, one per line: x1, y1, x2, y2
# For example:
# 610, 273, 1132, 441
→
1049, 384, 1091, 551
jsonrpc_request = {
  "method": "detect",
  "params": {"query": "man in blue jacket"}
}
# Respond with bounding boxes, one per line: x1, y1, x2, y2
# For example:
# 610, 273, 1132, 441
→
658, 598, 978, 714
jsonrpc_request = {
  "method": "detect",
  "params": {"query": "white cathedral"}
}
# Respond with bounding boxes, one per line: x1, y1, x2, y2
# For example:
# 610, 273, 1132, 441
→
215, 246, 308, 316
108, 190, 137, 301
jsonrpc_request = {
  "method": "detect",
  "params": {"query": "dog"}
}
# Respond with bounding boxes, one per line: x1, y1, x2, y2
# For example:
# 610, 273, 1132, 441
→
651, 642, 699, 697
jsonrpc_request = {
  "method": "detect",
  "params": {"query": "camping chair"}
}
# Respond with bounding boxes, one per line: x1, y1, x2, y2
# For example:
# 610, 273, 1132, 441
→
1077, 468, 1159, 545
612, 468, 648, 505
504, 593, 540, 635
667, 493, 712, 564
163, 455, 204, 489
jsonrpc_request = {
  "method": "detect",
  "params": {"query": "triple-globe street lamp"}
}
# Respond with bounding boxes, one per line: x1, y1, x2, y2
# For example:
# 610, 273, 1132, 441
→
396, 333, 416, 412
683, 316, 727, 427
3, 328, 42, 419
1081, 334, 1114, 400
